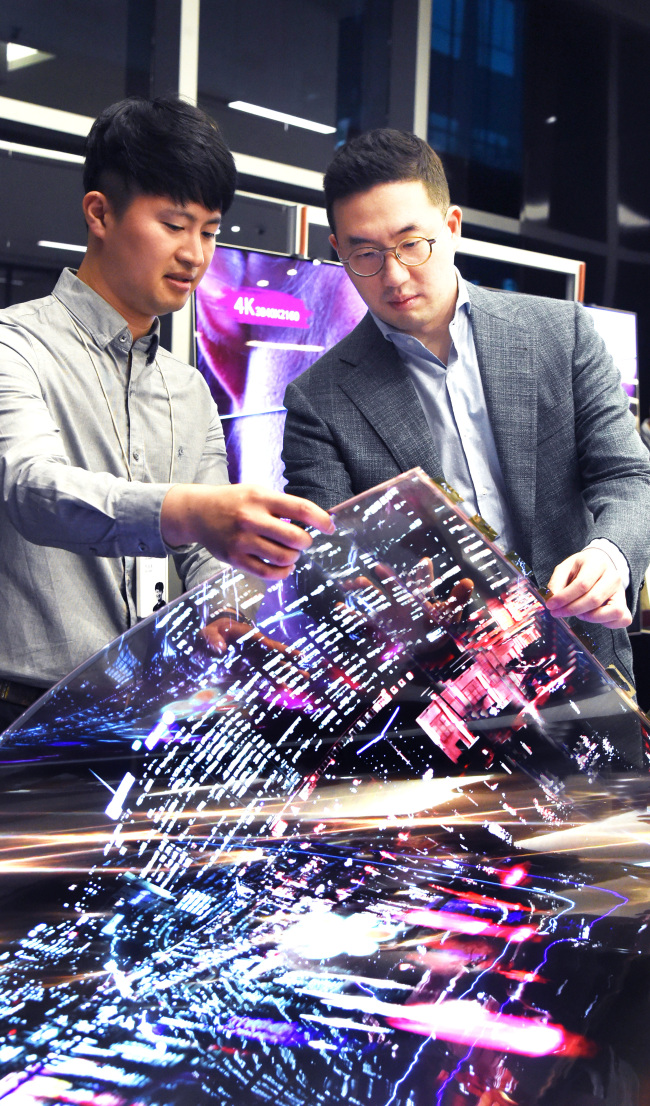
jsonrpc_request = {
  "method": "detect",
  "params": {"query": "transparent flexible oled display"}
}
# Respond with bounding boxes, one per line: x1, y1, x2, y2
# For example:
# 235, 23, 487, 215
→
2, 470, 650, 1105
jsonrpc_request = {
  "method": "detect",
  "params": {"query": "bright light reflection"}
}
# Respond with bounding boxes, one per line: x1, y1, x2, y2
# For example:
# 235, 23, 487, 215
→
280, 909, 399, 958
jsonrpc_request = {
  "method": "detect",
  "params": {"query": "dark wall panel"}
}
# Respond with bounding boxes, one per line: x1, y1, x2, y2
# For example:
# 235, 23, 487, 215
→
0, 151, 85, 268
522, 0, 609, 240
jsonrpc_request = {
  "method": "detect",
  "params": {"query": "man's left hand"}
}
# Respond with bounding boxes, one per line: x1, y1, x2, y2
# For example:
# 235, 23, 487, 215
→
546, 547, 631, 628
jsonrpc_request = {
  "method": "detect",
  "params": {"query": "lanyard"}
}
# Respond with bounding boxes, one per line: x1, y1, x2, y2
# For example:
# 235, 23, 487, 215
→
54, 295, 175, 482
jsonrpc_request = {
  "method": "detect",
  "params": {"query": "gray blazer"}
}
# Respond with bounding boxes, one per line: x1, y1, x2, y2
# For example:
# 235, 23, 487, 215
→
283, 284, 650, 680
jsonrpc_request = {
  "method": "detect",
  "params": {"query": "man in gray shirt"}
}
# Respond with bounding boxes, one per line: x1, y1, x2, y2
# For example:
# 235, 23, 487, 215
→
0, 96, 332, 727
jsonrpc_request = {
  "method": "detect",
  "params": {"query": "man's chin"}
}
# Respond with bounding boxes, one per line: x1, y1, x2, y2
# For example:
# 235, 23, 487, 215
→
383, 305, 422, 330
156, 288, 193, 315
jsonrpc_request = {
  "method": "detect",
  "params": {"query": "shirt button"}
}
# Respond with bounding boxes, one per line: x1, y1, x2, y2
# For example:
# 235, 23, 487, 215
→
178, 446, 184, 457
119, 335, 128, 343
132, 450, 140, 461
138, 541, 147, 552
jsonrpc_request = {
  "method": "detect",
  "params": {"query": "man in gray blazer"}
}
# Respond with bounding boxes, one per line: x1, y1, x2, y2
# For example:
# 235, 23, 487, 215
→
282, 129, 650, 684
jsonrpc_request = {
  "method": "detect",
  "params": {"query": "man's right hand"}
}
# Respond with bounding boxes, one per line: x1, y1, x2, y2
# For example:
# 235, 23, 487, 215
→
546, 547, 632, 628
160, 483, 335, 580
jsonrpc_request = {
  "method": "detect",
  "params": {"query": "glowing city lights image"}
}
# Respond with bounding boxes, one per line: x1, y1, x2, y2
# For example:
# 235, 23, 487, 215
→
1, 470, 650, 1104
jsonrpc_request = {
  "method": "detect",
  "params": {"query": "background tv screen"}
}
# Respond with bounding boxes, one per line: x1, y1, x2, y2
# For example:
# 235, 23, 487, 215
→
195, 244, 365, 492
584, 303, 638, 423
195, 246, 639, 492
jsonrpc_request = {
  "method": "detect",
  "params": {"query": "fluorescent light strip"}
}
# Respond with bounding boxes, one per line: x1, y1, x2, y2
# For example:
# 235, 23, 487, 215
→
0, 139, 84, 164
229, 100, 335, 135
245, 341, 325, 352
233, 151, 322, 192
38, 240, 86, 253
179, 0, 200, 101
0, 95, 93, 136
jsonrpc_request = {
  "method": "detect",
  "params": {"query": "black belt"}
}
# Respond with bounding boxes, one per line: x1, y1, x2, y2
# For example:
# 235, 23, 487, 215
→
0, 679, 44, 708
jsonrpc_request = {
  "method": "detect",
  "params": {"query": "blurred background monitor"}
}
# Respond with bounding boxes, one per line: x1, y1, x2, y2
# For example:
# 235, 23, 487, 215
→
195, 243, 365, 494
584, 304, 638, 424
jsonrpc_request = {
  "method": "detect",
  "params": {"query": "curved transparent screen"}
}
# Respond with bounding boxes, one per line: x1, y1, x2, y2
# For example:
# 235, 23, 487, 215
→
1, 470, 650, 1105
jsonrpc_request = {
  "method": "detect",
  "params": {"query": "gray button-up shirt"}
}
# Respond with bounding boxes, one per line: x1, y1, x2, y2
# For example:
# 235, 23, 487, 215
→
0, 268, 228, 688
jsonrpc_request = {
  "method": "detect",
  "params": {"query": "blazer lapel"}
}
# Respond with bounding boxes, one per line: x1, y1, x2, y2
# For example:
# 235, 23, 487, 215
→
338, 315, 445, 482
468, 286, 537, 551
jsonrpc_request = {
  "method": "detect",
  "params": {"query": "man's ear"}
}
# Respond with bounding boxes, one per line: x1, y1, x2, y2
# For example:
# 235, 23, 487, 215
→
446, 205, 463, 244
329, 232, 339, 256
82, 191, 114, 240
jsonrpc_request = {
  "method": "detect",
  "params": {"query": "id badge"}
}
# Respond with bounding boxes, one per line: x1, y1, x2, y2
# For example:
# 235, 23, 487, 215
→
136, 556, 169, 619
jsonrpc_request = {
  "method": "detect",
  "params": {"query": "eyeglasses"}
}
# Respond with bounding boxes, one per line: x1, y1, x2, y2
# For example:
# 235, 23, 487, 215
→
338, 235, 438, 277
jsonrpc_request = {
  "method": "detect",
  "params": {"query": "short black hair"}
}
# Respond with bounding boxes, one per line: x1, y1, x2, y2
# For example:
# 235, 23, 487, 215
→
83, 96, 236, 216
324, 129, 450, 232
155, 582, 164, 591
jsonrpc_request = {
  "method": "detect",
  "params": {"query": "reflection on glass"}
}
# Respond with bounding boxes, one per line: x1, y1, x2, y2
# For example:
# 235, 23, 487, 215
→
1, 470, 649, 1105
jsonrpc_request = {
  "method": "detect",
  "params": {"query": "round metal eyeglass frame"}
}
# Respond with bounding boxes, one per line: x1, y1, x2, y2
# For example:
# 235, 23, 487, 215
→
338, 235, 438, 277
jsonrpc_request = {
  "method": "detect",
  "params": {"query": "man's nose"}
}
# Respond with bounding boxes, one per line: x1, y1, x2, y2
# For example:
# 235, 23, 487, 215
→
381, 250, 410, 284
177, 231, 205, 267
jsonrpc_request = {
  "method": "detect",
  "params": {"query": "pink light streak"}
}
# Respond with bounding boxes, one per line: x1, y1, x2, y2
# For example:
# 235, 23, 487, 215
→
385, 1000, 589, 1057
405, 907, 537, 942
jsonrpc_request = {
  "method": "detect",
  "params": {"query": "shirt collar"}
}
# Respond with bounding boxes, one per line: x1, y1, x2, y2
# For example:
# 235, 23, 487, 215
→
370, 266, 470, 346
52, 267, 160, 363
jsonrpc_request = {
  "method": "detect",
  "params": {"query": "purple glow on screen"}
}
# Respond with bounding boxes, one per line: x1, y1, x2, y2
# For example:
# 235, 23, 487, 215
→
195, 245, 366, 490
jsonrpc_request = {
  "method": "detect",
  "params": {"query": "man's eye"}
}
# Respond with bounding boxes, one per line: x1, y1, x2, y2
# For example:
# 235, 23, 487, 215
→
164, 223, 184, 232
354, 248, 379, 260
400, 238, 421, 251
202, 231, 217, 241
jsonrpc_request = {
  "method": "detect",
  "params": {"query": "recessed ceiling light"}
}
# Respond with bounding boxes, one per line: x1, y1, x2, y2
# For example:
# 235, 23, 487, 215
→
7, 44, 38, 62
6, 42, 54, 70
256, 279, 269, 287
228, 100, 335, 135
286, 268, 298, 276
230, 225, 241, 233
